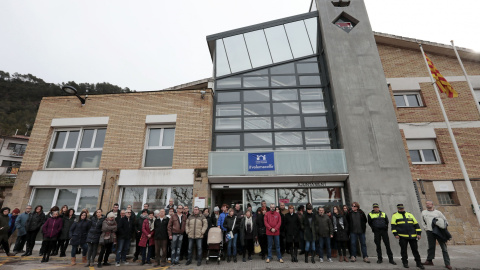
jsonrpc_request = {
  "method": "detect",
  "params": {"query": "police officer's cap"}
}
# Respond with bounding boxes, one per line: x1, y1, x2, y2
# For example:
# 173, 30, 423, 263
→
397, 203, 405, 209
372, 203, 379, 208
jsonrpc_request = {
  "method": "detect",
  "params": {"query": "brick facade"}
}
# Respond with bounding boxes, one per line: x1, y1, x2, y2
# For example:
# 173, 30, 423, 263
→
379, 42, 480, 245
4, 88, 213, 211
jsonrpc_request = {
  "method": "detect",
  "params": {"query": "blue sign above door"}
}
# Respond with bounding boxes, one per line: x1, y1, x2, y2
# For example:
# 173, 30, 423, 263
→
248, 152, 275, 171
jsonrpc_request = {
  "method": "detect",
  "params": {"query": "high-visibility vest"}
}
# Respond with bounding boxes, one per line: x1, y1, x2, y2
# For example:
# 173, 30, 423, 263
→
391, 211, 422, 239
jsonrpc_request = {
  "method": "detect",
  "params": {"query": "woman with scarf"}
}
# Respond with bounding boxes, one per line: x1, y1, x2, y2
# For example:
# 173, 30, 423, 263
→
22, 205, 45, 257
86, 209, 105, 267
40, 211, 63, 263
57, 208, 75, 257
332, 205, 349, 262
255, 207, 267, 260
97, 212, 117, 268
240, 210, 256, 262
69, 210, 91, 266
139, 211, 155, 265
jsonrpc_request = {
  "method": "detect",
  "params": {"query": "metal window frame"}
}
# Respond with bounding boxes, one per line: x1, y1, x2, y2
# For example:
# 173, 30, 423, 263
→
118, 186, 194, 209
143, 125, 176, 168
394, 92, 423, 107
29, 187, 99, 214
411, 148, 441, 165
45, 127, 106, 170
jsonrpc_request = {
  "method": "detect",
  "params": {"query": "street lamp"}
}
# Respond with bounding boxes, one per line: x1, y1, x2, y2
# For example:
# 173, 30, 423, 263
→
61, 85, 87, 106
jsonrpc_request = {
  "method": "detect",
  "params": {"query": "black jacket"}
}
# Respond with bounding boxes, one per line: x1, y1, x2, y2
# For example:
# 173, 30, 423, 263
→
284, 212, 301, 243
239, 217, 257, 245
210, 214, 218, 229
86, 215, 105, 243
154, 217, 169, 240
332, 213, 349, 241
59, 214, 76, 240
347, 209, 367, 234
135, 214, 147, 237
302, 212, 317, 242
368, 210, 389, 232
117, 216, 135, 240
69, 219, 92, 246
26, 211, 45, 232
223, 215, 241, 234
255, 213, 266, 236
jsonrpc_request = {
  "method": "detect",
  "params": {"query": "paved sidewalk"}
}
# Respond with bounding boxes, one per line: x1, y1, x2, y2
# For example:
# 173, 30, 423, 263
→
1, 245, 479, 270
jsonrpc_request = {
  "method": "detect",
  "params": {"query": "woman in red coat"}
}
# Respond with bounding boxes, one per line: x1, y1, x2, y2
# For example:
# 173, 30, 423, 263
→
139, 211, 155, 265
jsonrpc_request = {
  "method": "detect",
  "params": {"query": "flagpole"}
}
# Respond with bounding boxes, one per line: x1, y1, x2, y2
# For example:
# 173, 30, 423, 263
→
450, 40, 480, 117
419, 44, 480, 226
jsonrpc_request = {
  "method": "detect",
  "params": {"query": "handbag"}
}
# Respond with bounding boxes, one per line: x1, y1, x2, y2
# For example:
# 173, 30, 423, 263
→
226, 216, 237, 241
254, 241, 261, 254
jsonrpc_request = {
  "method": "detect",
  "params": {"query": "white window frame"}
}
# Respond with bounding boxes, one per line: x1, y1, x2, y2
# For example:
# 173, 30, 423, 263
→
29, 187, 99, 214
45, 127, 106, 170
474, 89, 480, 105
407, 139, 441, 165
394, 91, 423, 107
143, 125, 176, 168
118, 186, 193, 210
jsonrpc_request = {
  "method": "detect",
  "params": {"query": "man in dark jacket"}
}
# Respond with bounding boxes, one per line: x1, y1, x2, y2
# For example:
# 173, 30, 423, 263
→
23, 205, 45, 256
115, 209, 135, 266
316, 207, 334, 262
133, 209, 148, 262
13, 205, 31, 254
368, 203, 396, 265
392, 203, 424, 269
302, 203, 316, 263
154, 209, 169, 267
347, 202, 369, 263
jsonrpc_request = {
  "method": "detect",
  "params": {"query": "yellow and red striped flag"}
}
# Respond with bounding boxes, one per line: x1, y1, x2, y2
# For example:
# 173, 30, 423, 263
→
425, 54, 458, 98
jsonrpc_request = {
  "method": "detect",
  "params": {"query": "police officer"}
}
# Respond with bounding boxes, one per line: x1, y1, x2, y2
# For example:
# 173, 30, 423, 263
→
367, 203, 396, 265
391, 204, 424, 269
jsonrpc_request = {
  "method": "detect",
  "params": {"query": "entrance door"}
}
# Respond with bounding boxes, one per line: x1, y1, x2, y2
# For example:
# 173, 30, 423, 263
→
212, 188, 242, 210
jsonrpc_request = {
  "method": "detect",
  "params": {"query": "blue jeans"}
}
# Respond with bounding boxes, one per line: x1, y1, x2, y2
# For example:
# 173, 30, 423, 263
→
71, 243, 88, 258
171, 234, 183, 263
116, 238, 131, 263
227, 233, 237, 256
267, 235, 282, 260
350, 233, 368, 258
141, 244, 153, 263
317, 237, 331, 259
305, 241, 316, 252
187, 238, 203, 262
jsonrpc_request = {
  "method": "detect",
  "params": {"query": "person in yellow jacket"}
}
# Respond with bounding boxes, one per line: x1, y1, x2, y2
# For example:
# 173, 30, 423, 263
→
391, 204, 424, 269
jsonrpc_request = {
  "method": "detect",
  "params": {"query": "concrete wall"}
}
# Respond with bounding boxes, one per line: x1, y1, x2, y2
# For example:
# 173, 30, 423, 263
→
316, 0, 426, 254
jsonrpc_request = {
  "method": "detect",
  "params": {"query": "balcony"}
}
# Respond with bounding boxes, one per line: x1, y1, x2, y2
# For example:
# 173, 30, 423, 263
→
208, 149, 348, 183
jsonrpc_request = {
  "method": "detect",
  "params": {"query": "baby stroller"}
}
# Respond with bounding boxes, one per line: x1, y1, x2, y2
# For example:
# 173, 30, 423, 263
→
206, 227, 223, 264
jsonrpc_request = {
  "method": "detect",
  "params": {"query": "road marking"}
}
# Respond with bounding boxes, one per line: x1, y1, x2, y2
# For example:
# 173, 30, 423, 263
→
145, 266, 170, 270
31, 265, 68, 270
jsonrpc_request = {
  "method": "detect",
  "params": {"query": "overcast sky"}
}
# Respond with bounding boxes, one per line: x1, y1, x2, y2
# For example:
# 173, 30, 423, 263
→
1, 0, 478, 92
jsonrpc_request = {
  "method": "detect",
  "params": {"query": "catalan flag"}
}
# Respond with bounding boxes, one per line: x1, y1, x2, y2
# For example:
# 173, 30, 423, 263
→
425, 54, 458, 98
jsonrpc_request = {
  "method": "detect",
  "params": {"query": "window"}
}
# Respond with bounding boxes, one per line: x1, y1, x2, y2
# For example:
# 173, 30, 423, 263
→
120, 186, 193, 212
144, 126, 175, 167
437, 192, 456, 205
407, 139, 440, 164
6, 143, 27, 156
46, 128, 106, 169
394, 92, 423, 107
475, 89, 480, 105
30, 187, 99, 213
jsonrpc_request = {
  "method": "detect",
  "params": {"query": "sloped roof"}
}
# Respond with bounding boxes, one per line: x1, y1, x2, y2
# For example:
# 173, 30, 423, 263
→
374, 32, 480, 62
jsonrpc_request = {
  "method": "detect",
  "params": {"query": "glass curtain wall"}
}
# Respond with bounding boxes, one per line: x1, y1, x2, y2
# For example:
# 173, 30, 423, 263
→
242, 187, 343, 211
212, 15, 337, 151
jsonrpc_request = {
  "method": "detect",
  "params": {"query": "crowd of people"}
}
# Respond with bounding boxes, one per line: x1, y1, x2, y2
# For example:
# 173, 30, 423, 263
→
0, 198, 453, 269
